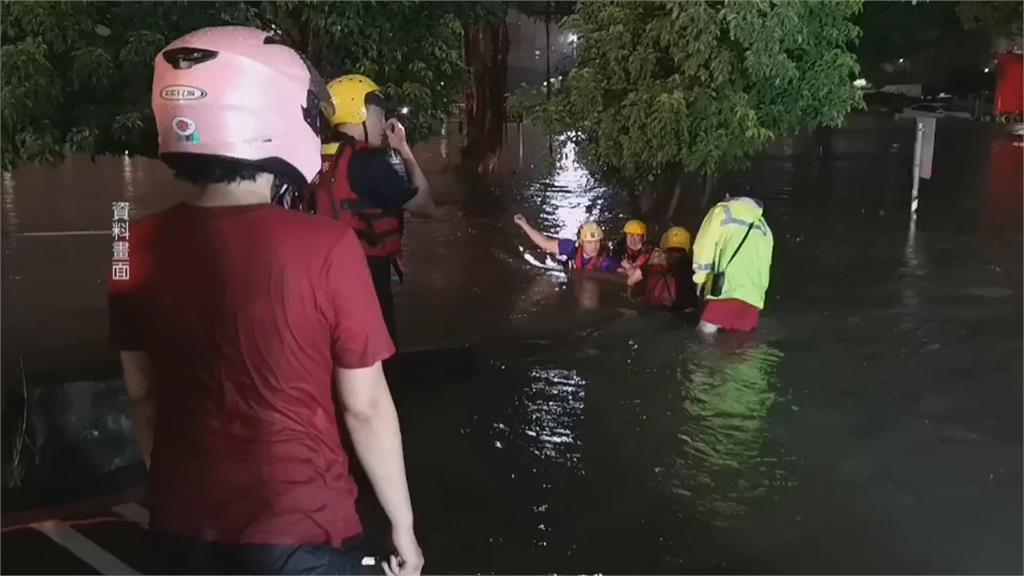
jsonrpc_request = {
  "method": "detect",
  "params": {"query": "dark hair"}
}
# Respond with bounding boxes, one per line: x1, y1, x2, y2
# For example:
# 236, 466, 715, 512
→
162, 153, 305, 191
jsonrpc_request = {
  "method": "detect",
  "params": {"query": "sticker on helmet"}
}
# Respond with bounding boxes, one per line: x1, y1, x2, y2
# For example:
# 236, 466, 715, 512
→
161, 85, 207, 101
172, 117, 197, 136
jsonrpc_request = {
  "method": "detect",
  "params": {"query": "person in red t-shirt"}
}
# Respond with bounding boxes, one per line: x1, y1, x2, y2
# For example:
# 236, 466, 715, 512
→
107, 27, 422, 575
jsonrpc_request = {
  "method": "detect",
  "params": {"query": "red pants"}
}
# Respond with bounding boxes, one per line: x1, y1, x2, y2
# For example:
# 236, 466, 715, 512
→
700, 298, 761, 332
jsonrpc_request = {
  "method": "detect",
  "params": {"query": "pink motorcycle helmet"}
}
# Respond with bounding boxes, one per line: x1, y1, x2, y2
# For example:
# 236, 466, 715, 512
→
151, 26, 332, 185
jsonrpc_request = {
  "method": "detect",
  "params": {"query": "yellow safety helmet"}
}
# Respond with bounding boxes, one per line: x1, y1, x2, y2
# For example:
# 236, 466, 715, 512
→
578, 221, 604, 242
327, 74, 382, 126
623, 219, 647, 236
660, 226, 692, 252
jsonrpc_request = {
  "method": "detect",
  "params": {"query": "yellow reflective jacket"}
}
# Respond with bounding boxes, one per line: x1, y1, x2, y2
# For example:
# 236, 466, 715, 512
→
691, 197, 774, 309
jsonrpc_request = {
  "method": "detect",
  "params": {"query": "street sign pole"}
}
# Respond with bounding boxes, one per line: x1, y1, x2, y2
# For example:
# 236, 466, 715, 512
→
911, 121, 923, 213
910, 117, 936, 213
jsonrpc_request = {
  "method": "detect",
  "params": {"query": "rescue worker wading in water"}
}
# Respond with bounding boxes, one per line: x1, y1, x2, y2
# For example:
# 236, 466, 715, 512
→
692, 189, 774, 333
513, 214, 622, 273
313, 74, 442, 343
627, 226, 699, 311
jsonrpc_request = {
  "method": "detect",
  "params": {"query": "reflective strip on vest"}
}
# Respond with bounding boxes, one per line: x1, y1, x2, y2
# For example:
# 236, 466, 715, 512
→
694, 262, 715, 272
720, 205, 769, 236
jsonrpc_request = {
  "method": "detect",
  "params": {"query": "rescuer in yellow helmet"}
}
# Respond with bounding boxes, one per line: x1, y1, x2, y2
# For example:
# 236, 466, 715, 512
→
513, 214, 622, 273
310, 74, 443, 344
615, 219, 655, 271
627, 226, 698, 310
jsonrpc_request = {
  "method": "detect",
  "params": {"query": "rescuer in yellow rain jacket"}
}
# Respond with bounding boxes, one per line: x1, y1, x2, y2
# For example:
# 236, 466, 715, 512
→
691, 190, 774, 333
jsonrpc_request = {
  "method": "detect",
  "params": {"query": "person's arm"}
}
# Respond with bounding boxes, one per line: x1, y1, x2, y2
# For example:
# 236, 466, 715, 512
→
692, 204, 723, 291
513, 214, 560, 254
397, 147, 436, 217
602, 256, 624, 274
385, 119, 440, 218
336, 364, 423, 576
120, 351, 155, 468
626, 266, 645, 287
324, 231, 422, 576
109, 216, 156, 468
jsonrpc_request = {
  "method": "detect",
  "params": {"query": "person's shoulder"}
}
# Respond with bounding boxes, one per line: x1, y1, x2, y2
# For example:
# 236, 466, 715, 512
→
263, 208, 367, 262
264, 206, 349, 237
126, 203, 187, 242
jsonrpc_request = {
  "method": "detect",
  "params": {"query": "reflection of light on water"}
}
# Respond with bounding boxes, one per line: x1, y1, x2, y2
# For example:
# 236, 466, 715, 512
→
440, 122, 448, 160
521, 368, 586, 470
521, 249, 563, 272
2, 171, 19, 246
667, 342, 787, 525
900, 210, 924, 317
121, 154, 139, 204
511, 273, 563, 320
535, 140, 605, 239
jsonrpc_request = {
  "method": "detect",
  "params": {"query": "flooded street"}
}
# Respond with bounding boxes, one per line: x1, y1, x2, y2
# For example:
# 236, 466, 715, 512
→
2, 115, 1022, 573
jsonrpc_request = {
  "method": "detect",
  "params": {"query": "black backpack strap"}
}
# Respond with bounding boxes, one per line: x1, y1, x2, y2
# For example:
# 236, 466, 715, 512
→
721, 220, 756, 273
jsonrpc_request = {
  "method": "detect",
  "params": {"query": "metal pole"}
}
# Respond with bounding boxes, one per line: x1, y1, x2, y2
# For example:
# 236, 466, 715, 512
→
911, 119, 924, 213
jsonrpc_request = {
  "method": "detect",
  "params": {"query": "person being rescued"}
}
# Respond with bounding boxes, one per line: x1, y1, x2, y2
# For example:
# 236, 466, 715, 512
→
614, 219, 654, 272
513, 214, 621, 273
626, 226, 699, 311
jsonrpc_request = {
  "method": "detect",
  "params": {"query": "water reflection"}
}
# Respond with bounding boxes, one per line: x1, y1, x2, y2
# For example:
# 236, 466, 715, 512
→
667, 340, 788, 525
511, 271, 563, 320
532, 140, 609, 239
121, 153, 136, 202
571, 275, 601, 311
2, 171, 19, 248
439, 122, 448, 161
520, 367, 586, 470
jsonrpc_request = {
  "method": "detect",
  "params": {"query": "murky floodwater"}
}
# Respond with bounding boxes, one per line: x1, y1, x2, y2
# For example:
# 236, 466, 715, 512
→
2, 115, 1022, 573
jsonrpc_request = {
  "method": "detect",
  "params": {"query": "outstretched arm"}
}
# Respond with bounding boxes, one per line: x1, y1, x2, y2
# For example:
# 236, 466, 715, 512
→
513, 214, 560, 254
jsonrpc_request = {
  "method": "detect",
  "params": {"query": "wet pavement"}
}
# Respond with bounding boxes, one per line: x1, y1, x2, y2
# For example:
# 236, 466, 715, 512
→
2, 115, 1022, 573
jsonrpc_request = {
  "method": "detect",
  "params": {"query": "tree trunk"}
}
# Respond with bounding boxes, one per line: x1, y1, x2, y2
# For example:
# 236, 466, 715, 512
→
700, 171, 716, 211
667, 171, 685, 223
814, 126, 832, 159
462, 19, 510, 175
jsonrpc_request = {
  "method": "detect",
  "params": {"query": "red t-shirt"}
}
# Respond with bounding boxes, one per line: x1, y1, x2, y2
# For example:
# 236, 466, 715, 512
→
107, 202, 394, 547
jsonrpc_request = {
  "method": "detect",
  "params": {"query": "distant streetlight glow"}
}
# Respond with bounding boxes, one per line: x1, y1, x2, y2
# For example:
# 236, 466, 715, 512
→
898, 58, 905, 64
853, 78, 868, 88
984, 67, 991, 73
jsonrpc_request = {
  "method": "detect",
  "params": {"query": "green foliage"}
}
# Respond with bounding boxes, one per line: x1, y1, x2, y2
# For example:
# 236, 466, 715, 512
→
525, 1, 864, 183
265, 2, 468, 143
1, 1, 496, 171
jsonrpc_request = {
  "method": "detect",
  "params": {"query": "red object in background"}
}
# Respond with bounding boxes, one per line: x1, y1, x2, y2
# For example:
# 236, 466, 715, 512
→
983, 137, 1023, 236
995, 52, 1023, 117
